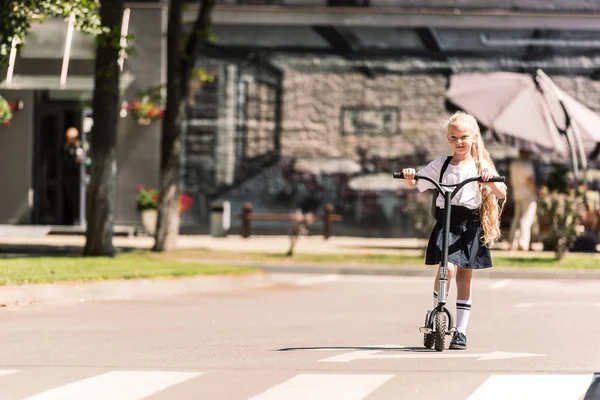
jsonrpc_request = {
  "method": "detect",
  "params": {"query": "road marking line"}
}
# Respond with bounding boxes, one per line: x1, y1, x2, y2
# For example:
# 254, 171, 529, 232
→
489, 279, 511, 289
248, 373, 393, 400
23, 371, 204, 400
295, 274, 340, 286
0, 370, 19, 377
318, 349, 544, 362
514, 302, 600, 308
467, 374, 593, 400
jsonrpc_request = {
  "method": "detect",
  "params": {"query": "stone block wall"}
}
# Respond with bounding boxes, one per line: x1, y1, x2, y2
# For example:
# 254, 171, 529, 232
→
281, 71, 451, 162
212, 71, 600, 238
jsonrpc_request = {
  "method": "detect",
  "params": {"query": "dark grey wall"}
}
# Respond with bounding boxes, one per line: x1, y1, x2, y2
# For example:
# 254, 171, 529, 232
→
115, 8, 165, 226
369, 0, 600, 10
0, 90, 34, 224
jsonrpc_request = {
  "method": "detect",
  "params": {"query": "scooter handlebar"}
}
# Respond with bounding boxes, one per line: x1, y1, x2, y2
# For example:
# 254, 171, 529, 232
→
392, 172, 505, 183
481, 176, 505, 183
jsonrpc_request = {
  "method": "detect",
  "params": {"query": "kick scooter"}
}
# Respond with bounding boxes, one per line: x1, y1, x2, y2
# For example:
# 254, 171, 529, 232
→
392, 171, 505, 352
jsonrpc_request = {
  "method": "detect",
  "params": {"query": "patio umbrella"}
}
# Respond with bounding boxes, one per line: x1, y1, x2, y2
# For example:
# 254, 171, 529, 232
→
446, 70, 600, 181
535, 69, 600, 160
446, 71, 570, 159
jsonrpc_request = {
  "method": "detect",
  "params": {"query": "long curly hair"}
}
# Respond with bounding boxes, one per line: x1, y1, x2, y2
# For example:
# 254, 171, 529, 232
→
446, 111, 504, 247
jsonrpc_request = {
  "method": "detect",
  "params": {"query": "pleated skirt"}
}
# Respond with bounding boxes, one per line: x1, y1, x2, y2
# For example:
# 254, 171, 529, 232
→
425, 205, 492, 269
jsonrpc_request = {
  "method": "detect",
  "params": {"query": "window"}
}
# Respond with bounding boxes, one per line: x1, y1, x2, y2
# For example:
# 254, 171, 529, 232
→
341, 106, 399, 137
244, 80, 277, 159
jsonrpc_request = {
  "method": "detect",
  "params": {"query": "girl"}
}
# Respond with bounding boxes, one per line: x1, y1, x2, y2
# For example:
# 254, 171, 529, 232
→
402, 111, 507, 350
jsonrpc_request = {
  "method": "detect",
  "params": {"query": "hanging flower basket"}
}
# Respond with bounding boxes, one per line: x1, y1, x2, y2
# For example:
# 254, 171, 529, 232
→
122, 96, 165, 126
0, 96, 13, 127
0, 97, 24, 127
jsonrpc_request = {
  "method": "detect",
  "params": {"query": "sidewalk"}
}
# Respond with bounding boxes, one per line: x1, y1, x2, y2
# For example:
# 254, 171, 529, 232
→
1, 233, 599, 281
0, 233, 427, 254
0, 233, 599, 307
0, 233, 564, 258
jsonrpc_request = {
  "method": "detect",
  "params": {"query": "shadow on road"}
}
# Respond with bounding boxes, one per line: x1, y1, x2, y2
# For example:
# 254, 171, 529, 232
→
277, 346, 433, 353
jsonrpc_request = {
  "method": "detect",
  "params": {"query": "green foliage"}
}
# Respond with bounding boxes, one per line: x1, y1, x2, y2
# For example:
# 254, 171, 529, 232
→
0, 0, 103, 65
191, 67, 215, 83
95, 25, 134, 53
0, 96, 13, 125
537, 190, 586, 260
136, 185, 194, 214
136, 185, 160, 212
136, 85, 165, 105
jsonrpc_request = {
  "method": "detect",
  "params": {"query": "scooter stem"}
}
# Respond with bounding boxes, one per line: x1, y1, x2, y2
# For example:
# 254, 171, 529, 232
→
437, 190, 453, 309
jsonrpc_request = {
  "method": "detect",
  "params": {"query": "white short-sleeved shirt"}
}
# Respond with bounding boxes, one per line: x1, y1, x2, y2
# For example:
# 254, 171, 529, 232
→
416, 156, 506, 210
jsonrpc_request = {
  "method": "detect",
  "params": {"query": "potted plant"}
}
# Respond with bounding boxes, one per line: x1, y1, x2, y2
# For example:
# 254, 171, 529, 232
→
536, 185, 586, 259
0, 95, 13, 127
136, 185, 194, 235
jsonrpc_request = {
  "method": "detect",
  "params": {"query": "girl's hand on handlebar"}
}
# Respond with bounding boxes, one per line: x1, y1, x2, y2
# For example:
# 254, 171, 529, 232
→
479, 168, 495, 186
480, 168, 507, 199
402, 168, 417, 187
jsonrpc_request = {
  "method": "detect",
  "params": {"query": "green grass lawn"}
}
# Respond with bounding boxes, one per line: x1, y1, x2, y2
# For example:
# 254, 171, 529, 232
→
170, 248, 600, 270
0, 247, 597, 286
0, 251, 260, 285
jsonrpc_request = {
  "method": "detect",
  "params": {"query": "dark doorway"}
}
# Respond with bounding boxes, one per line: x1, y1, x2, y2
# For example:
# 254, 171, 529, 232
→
32, 94, 87, 225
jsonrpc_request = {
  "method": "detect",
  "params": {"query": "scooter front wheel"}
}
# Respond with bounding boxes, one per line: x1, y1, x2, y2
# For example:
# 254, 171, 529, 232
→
434, 313, 447, 352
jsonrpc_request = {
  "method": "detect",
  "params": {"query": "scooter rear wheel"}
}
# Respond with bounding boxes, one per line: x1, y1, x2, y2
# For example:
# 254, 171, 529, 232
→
434, 313, 447, 352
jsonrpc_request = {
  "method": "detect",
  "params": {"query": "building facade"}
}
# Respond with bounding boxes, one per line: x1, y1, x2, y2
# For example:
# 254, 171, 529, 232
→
2, 0, 600, 238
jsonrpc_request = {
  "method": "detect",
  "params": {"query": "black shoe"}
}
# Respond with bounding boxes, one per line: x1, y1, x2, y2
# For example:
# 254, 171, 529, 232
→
449, 332, 467, 350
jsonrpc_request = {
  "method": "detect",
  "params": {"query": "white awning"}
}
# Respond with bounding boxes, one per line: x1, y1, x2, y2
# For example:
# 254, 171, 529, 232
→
0, 72, 135, 91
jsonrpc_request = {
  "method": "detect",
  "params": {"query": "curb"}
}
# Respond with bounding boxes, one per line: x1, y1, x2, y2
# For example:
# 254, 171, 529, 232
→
238, 262, 600, 280
0, 272, 272, 307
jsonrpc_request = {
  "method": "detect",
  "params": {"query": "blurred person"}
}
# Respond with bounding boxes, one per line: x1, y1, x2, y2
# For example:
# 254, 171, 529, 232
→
508, 149, 537, 251
62, 127, 83, 225
402, 111, 507, 350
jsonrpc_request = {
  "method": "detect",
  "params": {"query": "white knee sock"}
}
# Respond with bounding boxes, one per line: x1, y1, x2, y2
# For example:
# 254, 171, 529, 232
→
456, 299, 472, 334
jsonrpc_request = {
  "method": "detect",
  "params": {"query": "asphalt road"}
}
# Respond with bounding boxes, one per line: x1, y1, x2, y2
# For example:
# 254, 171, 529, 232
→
0, 273, 599, 399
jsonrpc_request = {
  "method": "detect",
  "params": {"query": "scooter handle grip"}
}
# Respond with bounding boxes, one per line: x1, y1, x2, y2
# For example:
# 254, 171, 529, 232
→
481, 176, 506, 183
392, 172, 404, 179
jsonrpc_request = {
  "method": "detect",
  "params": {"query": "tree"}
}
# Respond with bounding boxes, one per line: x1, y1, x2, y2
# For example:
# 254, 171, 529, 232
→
1, 1, 123, 257
83, 0, 124, 256
0, 1, 102, 64
153, 0, 215, 252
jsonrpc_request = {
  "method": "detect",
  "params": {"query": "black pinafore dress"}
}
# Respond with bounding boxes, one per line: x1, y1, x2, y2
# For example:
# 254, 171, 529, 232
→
425, 205, 492, 269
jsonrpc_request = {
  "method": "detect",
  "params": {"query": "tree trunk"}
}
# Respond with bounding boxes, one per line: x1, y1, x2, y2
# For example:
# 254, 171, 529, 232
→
152, 0, 183, 252
83, 0, 123, 257
153, 0, 215, 252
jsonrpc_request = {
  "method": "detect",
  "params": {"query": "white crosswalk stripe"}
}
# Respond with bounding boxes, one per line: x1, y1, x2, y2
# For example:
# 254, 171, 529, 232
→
467, 374, 594, 400
248, 373, 394, 400
0, 370, 596, 399
22, 371, 203, 400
